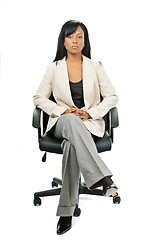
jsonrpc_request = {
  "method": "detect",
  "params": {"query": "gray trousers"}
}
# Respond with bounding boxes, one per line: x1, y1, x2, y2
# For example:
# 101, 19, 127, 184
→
50, 113, 112, 216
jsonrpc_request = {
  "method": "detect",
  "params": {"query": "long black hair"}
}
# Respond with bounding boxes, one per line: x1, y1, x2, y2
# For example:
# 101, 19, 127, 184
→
53, 20, 91, 62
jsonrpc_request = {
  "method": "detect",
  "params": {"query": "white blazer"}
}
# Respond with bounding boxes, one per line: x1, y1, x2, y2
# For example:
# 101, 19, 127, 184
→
33, 55, 119, 138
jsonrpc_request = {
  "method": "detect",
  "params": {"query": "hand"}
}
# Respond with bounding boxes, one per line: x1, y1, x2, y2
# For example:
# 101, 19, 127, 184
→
62, 108, 91, 121
62, 109, 74, 115
70, 108, 91, 121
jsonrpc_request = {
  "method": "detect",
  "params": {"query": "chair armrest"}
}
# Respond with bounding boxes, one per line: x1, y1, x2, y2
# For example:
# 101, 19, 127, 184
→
103, 107, 119, 143
103, 107, 119, 130
32, 108, 42, 128
110, 107, 119, 128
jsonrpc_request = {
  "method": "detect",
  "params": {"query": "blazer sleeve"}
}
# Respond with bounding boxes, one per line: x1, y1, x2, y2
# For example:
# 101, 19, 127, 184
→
33, 64, 67, 116
87, 62, 119, 120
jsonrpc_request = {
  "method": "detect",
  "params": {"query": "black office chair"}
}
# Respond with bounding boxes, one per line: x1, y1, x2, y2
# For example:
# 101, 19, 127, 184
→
32, 95, 120, 216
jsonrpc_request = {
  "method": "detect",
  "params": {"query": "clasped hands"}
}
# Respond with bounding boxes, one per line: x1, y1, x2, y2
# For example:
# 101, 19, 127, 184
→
62, 107, 91, 121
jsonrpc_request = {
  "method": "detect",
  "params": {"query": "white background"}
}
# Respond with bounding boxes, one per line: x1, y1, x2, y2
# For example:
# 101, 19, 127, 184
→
1, 0, 160, 239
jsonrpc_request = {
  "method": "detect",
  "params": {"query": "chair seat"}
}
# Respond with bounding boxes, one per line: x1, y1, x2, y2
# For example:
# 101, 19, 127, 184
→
39, 132, 112, 154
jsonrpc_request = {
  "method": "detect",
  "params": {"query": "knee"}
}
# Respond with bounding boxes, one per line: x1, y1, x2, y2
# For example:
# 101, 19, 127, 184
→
62, 113, 80, 121
62, 113, 82, 127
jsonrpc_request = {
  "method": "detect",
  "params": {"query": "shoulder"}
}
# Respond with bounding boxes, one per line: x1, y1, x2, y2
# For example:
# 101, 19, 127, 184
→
82, 55, 102, 68
46, 61, 57, 69
46, 57, 66, 69
44, 61, 58, 75
90, 59, 103, 73
91, 60, 102, 68
87, 57, 107, 76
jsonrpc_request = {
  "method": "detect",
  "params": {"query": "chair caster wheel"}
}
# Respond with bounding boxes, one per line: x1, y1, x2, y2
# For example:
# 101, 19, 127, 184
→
73, 204, 81, 217
33, 197, 41, 206
81, 182, 87, 187
113, 194, 121, 204
51, 181, 58, 188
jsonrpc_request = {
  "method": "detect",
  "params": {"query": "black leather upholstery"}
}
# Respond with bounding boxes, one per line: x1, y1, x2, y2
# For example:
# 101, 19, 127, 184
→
32, 106, 119, 154
39, 131, 112, 154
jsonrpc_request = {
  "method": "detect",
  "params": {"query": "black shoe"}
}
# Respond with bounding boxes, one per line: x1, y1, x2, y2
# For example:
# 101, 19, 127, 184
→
57, 216, 72, 235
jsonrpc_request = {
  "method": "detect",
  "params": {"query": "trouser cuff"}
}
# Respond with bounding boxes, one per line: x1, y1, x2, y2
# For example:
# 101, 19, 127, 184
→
56, 205, 77, 216
85, 171, 113, 190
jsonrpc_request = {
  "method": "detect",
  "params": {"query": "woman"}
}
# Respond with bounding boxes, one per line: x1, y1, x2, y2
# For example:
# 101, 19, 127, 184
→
33, 20, 119, 235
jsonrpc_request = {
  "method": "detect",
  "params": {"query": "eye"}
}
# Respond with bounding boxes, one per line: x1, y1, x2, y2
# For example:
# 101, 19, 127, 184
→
78, 36, 83, 38
67, 35, 72, 38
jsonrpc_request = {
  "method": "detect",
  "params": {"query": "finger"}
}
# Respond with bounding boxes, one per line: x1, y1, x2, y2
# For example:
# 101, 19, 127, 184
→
72, 112, 79, 116
70, 108, 77, 112
74, 108, 81, 113
79, 115, 85, 120
79, 110, 86, 114
78, 110, 85, 114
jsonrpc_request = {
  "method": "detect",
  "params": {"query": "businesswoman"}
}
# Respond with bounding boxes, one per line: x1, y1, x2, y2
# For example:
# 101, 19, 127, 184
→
34, 20, 119, 235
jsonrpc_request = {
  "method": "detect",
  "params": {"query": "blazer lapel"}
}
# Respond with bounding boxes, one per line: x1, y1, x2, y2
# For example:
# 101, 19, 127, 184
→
82, 55, 93, 110
56, 55, 93, 109
56, 56, 75, 107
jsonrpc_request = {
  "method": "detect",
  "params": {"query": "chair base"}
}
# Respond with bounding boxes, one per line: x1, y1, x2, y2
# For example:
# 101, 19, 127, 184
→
33, 177, 121, 206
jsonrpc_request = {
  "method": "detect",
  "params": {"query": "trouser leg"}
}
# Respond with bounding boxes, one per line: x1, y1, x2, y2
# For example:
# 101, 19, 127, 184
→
56, 139, 80, 216
52, 113, 112, 216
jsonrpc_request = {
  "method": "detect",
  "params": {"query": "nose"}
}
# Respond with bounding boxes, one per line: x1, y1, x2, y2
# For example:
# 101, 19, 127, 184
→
72, 36, 77, 43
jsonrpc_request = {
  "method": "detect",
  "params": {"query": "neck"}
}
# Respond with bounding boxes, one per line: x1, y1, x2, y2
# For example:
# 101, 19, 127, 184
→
66, 52, 82, 64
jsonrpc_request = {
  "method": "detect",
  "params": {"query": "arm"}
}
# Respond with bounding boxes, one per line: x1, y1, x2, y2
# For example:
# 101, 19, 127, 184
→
33, 64, 67, 117
87, 62, 119, 120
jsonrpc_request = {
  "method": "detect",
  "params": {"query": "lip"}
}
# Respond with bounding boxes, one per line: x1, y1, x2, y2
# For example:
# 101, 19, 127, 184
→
72, 46, 78, 48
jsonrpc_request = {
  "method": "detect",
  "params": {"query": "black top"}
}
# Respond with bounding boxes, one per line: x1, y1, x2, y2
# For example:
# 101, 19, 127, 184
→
69, 79, 85, 108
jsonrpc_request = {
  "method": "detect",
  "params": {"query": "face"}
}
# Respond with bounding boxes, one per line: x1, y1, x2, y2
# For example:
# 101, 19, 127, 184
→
64, 26, 85, 55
